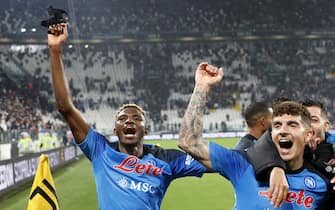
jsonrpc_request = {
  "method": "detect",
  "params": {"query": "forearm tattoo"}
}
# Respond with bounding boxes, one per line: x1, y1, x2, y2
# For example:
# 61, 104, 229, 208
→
179, 87, 209, 160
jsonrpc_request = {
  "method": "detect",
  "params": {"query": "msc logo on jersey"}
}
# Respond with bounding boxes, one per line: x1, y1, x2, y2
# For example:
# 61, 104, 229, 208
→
304, 176, 316, 189
117, 177, 156, 194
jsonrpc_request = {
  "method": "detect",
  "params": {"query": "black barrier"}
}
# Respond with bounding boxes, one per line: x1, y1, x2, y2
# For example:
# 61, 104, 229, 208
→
0, 163, 14, 191
0, 145, 83, 197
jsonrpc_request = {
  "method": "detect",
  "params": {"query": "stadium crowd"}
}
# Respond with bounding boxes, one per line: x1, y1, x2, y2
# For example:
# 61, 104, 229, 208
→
1, 38, 335, 136
1, 1, 335, 210
0, 0, 335, 140
1, 0, 334, 36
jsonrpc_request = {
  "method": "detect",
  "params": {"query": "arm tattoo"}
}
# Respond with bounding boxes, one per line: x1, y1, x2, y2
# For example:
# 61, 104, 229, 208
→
179, 87, 209, 160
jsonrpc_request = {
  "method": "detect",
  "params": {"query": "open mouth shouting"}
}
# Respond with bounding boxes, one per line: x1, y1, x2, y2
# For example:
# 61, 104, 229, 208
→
123, 126, 136, 138
277, 139, 294, 157
279, 139, 293, 149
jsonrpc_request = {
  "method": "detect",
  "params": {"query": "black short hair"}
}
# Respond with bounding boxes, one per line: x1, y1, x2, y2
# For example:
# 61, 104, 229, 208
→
272, 97, 291, 108
244, 102, 271, 127
301, 99, 328, 120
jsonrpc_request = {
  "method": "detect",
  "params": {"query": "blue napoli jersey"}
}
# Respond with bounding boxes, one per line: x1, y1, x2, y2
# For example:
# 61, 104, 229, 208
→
78, 128, 206, 210
209, 142, 328, 210
325, 132, 335, 144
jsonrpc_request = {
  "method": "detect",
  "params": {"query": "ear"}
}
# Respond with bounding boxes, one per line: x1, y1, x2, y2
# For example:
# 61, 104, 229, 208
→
144, 127, 149, 135
113, 128, 116, 135
324, 120, 330, 131
259, 116, 265, 126
304, 127, 314, 143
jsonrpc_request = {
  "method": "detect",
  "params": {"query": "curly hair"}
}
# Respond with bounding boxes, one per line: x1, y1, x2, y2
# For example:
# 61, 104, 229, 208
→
272, 101, 311, 127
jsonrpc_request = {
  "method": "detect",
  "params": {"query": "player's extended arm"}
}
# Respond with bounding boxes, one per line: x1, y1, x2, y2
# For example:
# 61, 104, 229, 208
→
48, 24, 89, 143
178, 63, 223, 170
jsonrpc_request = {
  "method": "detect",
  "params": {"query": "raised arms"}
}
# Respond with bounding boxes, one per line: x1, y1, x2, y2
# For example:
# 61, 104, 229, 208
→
178, 63, 223, 170
48, 24, 89, 143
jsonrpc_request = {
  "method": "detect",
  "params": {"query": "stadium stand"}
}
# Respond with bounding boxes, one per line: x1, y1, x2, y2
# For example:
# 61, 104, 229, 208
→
0, 0, 335, 141
1, 0, 334, 36
2, 2, 335, 208
1, 40, 335, 135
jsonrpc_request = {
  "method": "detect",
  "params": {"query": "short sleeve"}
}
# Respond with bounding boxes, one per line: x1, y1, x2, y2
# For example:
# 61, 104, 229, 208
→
76, 128, 107, 161
169, 152, 206, 179
209, 142, 250, 184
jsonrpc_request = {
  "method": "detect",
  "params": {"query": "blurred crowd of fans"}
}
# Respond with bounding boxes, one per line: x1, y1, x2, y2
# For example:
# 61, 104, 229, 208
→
0, 0, 335, 144
0, 0, 334, 36
1, 38, 335, 137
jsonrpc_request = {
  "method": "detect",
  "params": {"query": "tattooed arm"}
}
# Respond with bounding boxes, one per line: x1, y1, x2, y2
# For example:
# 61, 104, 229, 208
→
178, 63, 224, 170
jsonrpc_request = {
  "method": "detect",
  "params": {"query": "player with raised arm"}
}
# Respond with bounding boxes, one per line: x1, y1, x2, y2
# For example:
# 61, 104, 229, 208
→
48, 23, 207, 210
178, 63, 328, 209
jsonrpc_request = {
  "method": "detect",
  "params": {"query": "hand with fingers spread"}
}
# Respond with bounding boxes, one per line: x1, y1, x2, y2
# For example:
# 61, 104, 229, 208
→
267, 167, 289, 208
48, 23, 68, 52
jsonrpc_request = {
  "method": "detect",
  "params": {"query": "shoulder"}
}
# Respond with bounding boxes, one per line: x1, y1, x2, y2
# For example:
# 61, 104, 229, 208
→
210, 142, 249, 165
326, 132, 335, 144
235, 134, 257, 151
299, 162, 330, 190
209, 142, 254, 181
85, 128, 109, 141
240, 134, 257, 142
307, 144, 335, 180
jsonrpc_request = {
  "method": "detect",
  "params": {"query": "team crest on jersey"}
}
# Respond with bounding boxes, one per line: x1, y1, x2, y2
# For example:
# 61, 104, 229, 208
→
304, 176, 316, 189
147, 160, 156, 166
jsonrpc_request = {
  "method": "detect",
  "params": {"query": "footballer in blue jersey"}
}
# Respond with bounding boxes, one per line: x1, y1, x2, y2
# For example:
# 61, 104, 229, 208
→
211, 142, 327, 210
178, 63, 329, 209
234, 101, 272, 152
48, 24, 206, 210
247, 99, 335, 209
78, 128, 205, 210
238, 99, 335, 207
